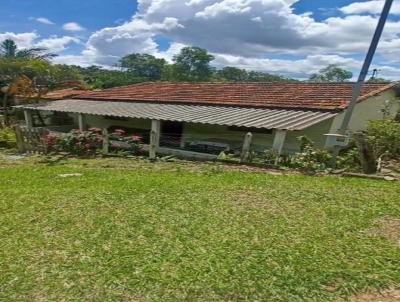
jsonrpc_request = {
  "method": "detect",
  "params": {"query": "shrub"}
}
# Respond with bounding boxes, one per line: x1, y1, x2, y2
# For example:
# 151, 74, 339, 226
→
0, 127, 16, 148
108, 129, 142, 155
44, 129, 102, 155
249, 149, 279, 165
298, 135, 314, 152
365, 119, 400, 158
336, 147, 361, 170
43, 128, 143, 156
288, 146, 333, 172
278, 136, 331, 172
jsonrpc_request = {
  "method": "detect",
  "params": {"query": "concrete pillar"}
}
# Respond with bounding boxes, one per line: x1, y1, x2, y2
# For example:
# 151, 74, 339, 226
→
240, 132, 253, 163
149, 120, 161, 159
272, 129, 287, 164
78, 113, 86, 131
23, 109, 33, 130
102, 128, 109, 154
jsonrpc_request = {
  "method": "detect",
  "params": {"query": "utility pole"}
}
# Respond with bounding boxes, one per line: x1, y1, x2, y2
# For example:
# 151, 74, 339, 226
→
330, 0, 394, 163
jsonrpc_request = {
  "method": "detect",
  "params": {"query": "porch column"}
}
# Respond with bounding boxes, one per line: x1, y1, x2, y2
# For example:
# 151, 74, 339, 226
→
23, 109, 33, 130
102, 128, 109, 154
78, 113, 86, 131
149, 120, 161, 159
240, 132, 253, 163
272, 129, 287, 164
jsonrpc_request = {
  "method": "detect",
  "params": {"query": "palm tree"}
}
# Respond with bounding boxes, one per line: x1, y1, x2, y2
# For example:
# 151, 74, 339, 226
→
0, 39, 56, 126
0, 39, 57, 61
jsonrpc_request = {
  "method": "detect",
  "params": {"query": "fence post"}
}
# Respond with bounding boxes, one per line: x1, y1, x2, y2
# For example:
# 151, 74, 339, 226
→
149, 120, 161, 160
13, 125, 25, 153
240, 132, 253, 163
102, 128, 109, 154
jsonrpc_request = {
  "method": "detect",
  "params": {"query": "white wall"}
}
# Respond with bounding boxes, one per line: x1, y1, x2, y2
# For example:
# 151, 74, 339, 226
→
328, 90, 399, 135
182, 120, 333, 154
71, 114, 151, 130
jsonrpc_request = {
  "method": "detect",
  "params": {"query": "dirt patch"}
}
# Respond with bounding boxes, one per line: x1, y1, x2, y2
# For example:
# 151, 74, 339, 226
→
342, 288, 400, 302
370, 216, 400, 245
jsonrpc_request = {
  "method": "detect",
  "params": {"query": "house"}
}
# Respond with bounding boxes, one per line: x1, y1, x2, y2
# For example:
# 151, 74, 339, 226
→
18, 82, 400, 159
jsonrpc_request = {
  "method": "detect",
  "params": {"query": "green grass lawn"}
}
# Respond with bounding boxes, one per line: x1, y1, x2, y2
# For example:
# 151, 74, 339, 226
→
0, 156, 399, 301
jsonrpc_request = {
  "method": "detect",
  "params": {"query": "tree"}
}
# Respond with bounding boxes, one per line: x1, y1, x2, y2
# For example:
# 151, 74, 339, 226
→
0, 39, 17, 58
0, 39, 58, 125
217, 67, 248, 81
0, 39, 56, 61
309, 64, 353, 82
367, 77, 391, 83
79, 66, 143, 89
0, 58, 49, 125
247, 71, 294, 82
171, 46, 215, 81
49, 64, 84, 88
119, 54, 166, 80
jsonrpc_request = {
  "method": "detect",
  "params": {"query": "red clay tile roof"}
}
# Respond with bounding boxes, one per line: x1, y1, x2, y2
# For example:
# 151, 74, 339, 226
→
73, 82, 399, 111
42, 88, 89, 100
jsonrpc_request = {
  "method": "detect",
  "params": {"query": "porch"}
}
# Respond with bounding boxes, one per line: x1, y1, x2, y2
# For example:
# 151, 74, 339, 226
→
18, 99, 337, 160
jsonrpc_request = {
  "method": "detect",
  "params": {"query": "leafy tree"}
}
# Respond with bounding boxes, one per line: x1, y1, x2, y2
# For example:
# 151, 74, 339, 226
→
367, 77, 391, 83
309, 64, 353, 82
215, 67, 294, 82
0, 58, 52, 125
120, 54, 166, 80
0, 39, 59, 125
366, 119, 400, 158
247, 71, 294, 82
51, 64, 84, 86
79, 66, 143, 89
217, 67, 248, 81
171, 47, 215, 81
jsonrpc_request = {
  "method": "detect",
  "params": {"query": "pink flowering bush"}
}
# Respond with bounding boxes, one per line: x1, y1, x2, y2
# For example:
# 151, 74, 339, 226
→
44, 129, 103, 155
43, 128, 142, 156
109, 129, 142, 154
42, 131, 60, 150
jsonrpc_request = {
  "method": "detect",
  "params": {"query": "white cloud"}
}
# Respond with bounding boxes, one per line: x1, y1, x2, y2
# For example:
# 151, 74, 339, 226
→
340, 0, 400, 15
212, 52, 400, 80
5, 1, 400, 80
35, 36, 80, 52
0, 32, 39, 49
84, 17, 182, 65
0, 32, 80, 54
82, 0, 400, 60
47, 0, 397, 79
36, 17, 55, 25
154, 42, 186, 62
63, 22, 85, 32
212, 53, 361, 79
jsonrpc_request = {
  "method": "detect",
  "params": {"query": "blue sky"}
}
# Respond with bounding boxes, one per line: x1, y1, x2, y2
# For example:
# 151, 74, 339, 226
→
1, 0, 400, 79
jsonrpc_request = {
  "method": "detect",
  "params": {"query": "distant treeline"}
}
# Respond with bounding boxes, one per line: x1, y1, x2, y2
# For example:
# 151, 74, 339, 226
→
57, 46, 297, 89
